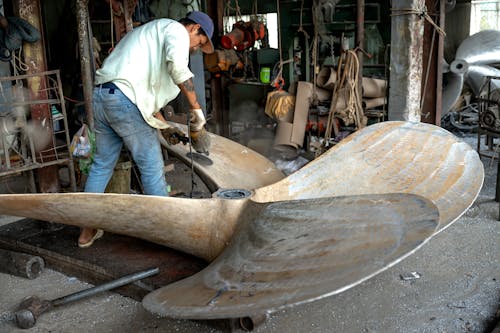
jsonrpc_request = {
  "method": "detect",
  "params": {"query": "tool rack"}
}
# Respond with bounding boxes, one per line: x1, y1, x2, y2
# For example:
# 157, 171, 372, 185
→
0, 70, 76, 192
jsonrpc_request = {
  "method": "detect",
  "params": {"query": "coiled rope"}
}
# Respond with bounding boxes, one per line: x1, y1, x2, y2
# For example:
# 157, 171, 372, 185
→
325, 50, 367, 142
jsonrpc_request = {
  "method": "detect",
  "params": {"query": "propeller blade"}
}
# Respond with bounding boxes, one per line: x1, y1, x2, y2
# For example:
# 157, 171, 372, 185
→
442, 58, 468, 115
143, 193, 439, 319
0, 121, 484, 260
455, 29, 500, 66
0, 192, 248, 261
164, 122, 285, 192
252, 121, 483, 233
0, 121, 484, 319
442, 69, 465, 115
465, 64, 500, 96
443, 30, 500, 112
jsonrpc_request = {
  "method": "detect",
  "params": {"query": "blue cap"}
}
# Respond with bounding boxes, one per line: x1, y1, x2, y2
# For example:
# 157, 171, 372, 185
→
186, 11, 214, 54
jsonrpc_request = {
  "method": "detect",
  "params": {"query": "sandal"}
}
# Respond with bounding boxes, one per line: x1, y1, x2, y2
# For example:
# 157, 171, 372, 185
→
78, 229, 104, 248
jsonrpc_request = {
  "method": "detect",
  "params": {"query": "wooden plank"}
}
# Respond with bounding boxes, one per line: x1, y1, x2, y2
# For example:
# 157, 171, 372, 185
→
0, 219, 206, 301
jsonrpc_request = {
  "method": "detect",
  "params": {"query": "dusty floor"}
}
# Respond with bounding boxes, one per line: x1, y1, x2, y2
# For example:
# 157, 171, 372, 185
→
0, 133, 499, 333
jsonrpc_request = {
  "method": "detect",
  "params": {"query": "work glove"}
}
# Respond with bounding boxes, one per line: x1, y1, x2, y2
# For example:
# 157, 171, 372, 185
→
190, 127, 211, 155
161, 126, 187, 145
188, 108, 210, 154
189, 108, 206, 131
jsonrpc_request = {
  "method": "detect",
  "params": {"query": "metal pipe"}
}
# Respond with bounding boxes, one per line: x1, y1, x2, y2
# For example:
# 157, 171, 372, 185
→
0, 248, 45, 279
75, 0, 95, 130
52, 267, 159, 306
15, 267, 159, 329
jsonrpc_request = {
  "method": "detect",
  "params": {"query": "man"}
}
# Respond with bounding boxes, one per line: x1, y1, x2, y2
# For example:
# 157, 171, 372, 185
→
78, 11, 214, 248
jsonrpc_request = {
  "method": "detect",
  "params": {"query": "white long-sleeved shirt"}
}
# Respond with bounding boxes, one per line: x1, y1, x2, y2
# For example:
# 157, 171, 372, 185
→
94, 19, 193, 129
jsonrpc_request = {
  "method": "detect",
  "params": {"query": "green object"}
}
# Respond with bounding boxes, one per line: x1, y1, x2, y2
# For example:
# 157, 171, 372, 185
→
260, 67, 271, 83
78, 127, 96, 175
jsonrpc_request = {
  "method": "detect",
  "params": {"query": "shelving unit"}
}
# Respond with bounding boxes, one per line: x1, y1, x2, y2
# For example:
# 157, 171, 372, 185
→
0, 70, 77, 192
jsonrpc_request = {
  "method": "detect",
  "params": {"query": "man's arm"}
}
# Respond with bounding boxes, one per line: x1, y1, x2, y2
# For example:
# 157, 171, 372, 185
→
177, 78, 211, 154
178, 78, 201, 110
178, 78, 206, 131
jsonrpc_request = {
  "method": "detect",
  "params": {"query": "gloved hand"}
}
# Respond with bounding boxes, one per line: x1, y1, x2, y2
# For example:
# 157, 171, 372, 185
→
161, 126, 186, 145
189, 108, 206, 131
190, 127, 211, 155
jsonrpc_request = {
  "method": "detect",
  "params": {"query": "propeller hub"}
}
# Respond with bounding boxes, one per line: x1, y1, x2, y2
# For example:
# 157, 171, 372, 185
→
450, 59, 468, 75
215, 189, 252, 199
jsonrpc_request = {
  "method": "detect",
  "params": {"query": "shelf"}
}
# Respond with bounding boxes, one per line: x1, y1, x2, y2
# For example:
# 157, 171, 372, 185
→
0, 99, 61, 108
0, 70, 77, 192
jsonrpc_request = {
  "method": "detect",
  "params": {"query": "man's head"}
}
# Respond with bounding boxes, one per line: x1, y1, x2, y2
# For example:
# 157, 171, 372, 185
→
179, 11, 214, 54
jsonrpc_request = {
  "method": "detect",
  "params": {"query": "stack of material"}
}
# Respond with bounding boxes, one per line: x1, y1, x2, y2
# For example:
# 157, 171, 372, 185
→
269, 82, 313, 153
264, 57, 388, 153
317, 67, 387, 110
362, 77, 387, 109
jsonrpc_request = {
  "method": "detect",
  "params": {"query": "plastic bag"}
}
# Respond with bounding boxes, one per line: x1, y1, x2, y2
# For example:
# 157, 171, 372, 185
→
70, 124, 92, 158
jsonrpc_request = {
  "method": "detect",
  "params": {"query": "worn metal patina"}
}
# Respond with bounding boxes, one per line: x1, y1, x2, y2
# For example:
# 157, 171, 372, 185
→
0, 121, 484, 319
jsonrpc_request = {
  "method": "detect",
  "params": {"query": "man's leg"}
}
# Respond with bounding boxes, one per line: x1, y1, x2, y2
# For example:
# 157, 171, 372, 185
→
84, 88, 124, 193
79, 87, 124, 247
122, 123, 168, 196
102, 88, 168, 196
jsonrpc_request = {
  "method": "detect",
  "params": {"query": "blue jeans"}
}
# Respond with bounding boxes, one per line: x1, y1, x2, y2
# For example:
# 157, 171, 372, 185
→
84, 85, 168, 196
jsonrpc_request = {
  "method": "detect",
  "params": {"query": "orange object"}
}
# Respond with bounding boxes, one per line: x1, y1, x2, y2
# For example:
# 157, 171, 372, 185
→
221, 20, 266, 51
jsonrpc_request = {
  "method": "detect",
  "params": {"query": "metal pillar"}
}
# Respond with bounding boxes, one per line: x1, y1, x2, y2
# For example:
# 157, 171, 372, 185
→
388, 0, 425, 122
13, 0, 59, 193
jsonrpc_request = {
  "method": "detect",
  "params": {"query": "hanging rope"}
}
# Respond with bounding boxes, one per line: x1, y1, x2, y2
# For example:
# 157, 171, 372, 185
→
11, 48, 29, 75
297, 0, 310, 40
224, 0, 243, 34
270, 0, 288, 90
390, 4, 446, 37
324, 50, 367, 142
310, 0, 320, 104
225, 0, 242, 21
252, 0, 258, 16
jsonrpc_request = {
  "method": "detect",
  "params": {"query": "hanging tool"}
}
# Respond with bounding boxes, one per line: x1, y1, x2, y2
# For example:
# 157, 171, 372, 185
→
14, 267, 159, 329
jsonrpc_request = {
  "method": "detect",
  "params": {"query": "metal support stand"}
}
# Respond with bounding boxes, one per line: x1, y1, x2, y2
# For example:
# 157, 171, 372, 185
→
0, 70, 77, 192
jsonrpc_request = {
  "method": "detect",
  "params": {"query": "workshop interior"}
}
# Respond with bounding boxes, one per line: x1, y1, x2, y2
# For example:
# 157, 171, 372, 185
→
0, 0, 497, 332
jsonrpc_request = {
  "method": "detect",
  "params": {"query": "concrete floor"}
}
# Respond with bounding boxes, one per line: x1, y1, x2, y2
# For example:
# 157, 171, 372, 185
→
0, 133, 499, 333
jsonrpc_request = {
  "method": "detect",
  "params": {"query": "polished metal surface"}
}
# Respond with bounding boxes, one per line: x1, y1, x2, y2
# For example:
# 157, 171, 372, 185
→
442, 70, 465, 117
455, 30, 500, 66
466, 65, 500, 96
443, 30, 500, 113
